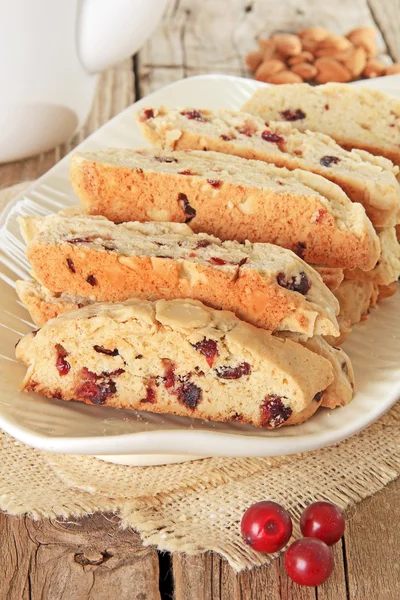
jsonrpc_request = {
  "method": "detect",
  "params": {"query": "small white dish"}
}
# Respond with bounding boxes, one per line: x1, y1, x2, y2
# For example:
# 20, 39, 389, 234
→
1, 74, 399, 466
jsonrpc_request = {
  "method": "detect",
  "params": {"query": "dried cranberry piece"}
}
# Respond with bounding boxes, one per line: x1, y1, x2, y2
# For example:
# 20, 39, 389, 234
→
66, 258, 76, 273
293, 242, 307, 259
320, 155, 340, 167
67, 237, 93, 244
181, 109, 205, 122
155, 156, 178, 163
53, 391, 62, 399
140, 108, 154, 121
192, 338, 218, 367
207, 179, 222, 188
55, 344, 70, 376
102, 368, 125, 377
277, 271, 311, 295
261, 395, 292, 428
281, 109, 306, 121
237, 257, 248, 267
178, 169, 193, 175
313, 391, 324, 402
76, 380, 117, 405
141, 382, 157, 403
262, 131, 285, 144
87, 274, 98, 286
314, 209, 327, 224
220, 133, 234, 141
216, 362, 251, 379
177, 382, 202, 409
178, 193, 196, 222
195, 239, 212, 249
208, 257, 227, 265
162, 359, 176, 389
93, 345, 119, 356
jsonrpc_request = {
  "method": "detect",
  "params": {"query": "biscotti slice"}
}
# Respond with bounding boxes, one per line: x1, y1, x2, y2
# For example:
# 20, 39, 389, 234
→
242, 83, 400, 166
312, 267, 343, 292
16, 282, 352, 410
70, 148, 380, 270
324, 279, 379, 346
344, 227, 400, 286
282, 333, 354, 409
15, 298, 334, 429
138, 106, 400, 228
19, 211, 340, 337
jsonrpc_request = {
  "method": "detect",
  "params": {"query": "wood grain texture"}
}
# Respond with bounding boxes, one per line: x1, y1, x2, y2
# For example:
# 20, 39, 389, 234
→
0, 512, 161, 600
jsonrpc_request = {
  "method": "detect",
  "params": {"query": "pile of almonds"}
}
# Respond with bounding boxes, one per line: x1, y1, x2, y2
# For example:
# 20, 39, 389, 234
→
246, 26, 400, 84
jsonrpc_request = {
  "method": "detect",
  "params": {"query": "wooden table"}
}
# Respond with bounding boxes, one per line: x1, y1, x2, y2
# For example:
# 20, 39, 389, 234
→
1, 1, 399, 598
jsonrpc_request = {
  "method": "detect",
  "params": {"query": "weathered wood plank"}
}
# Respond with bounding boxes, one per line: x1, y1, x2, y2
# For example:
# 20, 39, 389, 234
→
0, 513, 161, 600
368, 0, 400, 60
345, 479, 400, 600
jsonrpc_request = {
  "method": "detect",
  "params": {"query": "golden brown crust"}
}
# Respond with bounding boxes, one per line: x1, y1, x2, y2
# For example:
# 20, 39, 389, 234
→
70, 154, 379, 270
26, 241, 338, 336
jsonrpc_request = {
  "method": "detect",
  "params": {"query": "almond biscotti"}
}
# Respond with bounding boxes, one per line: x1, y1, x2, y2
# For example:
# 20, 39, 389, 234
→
15, 298, 334, 428
19, 211, 340, 338
137, 106, 400, 228
16, 280, 354, 410
242, 83, 400, 166
70, 148, 380, 270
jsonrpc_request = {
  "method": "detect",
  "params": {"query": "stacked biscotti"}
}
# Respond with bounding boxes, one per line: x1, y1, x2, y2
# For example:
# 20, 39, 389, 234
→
16, 82, 400, 429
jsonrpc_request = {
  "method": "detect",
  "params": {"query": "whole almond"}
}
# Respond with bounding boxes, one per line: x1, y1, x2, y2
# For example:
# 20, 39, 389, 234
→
317, 35, 353, 52
271, 33, 302, 58
385, 63, 400, 75
347, 32, 377, 57
363, 59, 386, 78
346, 27, 376, 40
255, 59, 286, 81
315, 57, 352, 83
291, 62, 318, 80
298, 26, 331, 41
288, 51, 315, 66
266, 70, 303, 84
245, 50, 264, 72
257, 38, 278, 59
301, 38, 319, 54
343, 47, 367, 77
315, 46, 354, 60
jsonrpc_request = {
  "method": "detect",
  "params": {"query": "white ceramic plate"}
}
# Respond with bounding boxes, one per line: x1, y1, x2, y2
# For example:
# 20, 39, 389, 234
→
1, 74, 400, 466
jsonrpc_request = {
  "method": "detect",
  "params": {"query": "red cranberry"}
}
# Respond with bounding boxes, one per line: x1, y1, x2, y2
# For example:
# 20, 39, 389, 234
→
192, 338, 218, 367
178, 193, 196, 222
320, 155, 340, 167
220, 133, 234, 141
141, 382, 157, 403
76, 380, 117, 405
55, 344, 70, 376
215, 362, 251, 379
178, 382, 202, 408
277, 272, 311, 295
195, 239, 212, 249
281, 109, 306, 121
87, 274, 98, 286
207, 179, 222, 188
93, 345, 119, 356
140, 108, 154, 121
66, 258, 76, 273
181, 109, 205, 122
261, 395, 292, 428
178, 169, 193, 175
314, 209, 327, 224
208, 256, 227, 265
261, 130, 285, 143
67, 237, 93, 244
284, 538, 334, 587
162, 359, 176, 389
300, 502, 345, 546
241, 501, 292, 553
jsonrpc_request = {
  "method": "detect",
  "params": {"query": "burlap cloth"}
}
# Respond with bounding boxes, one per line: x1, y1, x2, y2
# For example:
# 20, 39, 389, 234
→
1, 63, 399, 572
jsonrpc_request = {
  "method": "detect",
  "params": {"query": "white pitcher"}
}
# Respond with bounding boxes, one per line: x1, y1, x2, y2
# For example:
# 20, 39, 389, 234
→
0, 0, 168, 163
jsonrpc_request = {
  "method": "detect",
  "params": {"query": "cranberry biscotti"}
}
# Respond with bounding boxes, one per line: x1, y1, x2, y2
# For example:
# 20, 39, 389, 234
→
242, 83, 400, 166
16, 281, 355, 409
137, 106, 400, 228
70, 148, 380, 270
15, 298, 335, 428
18, 211, 340, 337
